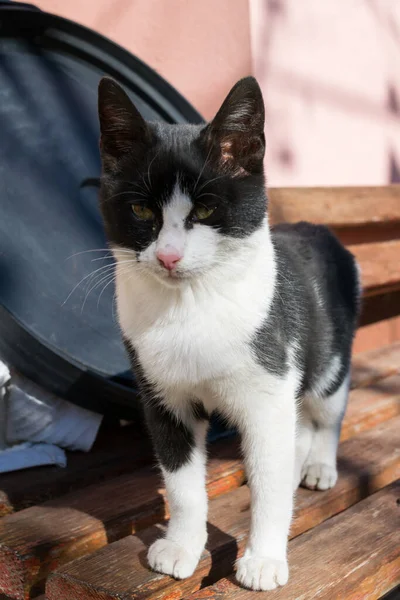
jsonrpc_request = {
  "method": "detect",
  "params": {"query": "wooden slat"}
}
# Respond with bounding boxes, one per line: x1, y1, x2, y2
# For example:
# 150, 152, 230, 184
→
45, 417, 400, 600
268, 187, 400, 305
351, 342, 400, 388
350, 240, 400, 297
185, 482, 400, 600
268, 185, 400, 228
361, 289, 400, 326
1, 357, 399, 598
341, 373, 400, 441
333, 222, 400, 246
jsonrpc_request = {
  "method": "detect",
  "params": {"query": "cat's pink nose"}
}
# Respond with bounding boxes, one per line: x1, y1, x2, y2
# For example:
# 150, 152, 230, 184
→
156, 248, 183, 271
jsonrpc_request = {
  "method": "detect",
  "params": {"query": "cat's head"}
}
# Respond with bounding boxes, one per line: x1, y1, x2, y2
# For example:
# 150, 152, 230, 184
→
98, 76, 267, 287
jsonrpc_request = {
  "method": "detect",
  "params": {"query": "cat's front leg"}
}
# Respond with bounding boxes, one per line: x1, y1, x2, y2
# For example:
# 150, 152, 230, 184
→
145, 401, 209, 579
233, 372, 297, 591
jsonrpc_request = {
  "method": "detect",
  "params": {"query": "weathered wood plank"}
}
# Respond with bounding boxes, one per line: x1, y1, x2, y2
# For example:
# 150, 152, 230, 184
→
45, 418, 400, 600
351, 342, 400, 388
350, 240, 400, 297
360, 289, 400, 327
341, 373, 400, 441
268, 187, 400, 304
1, 368, 399, 599
333, 222, 400, 246
185, 482, 400, 600
268, 185, 400, 228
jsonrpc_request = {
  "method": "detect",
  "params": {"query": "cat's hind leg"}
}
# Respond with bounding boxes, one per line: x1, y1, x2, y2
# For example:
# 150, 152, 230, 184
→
293, 413, 314, 491
301, 372, 350, 491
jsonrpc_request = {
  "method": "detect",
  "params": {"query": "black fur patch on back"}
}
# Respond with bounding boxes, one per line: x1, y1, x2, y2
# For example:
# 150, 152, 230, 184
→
252, 222, 360, 398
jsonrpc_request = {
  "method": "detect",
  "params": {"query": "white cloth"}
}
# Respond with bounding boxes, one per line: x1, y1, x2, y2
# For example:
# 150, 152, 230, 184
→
0, 359, 103, 473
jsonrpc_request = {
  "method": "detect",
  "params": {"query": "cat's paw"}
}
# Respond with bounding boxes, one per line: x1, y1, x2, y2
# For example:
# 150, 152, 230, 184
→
235, 555, 289, 591
301, 462, 337, 490
147, 539, 199, 579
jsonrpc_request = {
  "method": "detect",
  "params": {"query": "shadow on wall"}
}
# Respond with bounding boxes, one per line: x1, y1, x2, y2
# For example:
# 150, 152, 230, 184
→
388, 82, 400, 183
253, 0, 400, 186
389, 152, 400, 183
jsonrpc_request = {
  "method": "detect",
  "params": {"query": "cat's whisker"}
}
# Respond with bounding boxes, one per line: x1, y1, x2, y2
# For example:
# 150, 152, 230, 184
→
91, 251, 135, 263
82, 264, 117, 292
196, 192, 223, 202
112, 252, 136, 263
65, 248, 135, 265
116, 180, 151, 195
62, 262, 121, 306
118, 180, 144, 187
91, 255, 115, 262
147, 150, 160, 190
107, 190, 149, 202
140, 173, 151, 195
93, 262, 139, 312
64, 258, 139, 307
193, 146, 213, 193
112, 248, 136, 254
97, 274, 118, 309
196, 173, 227, 195
81, 269, 119, 314
65, 248, 114, 261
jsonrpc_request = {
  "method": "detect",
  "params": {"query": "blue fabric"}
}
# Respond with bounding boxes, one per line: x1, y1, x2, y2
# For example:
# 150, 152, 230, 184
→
0, 442, 67, 473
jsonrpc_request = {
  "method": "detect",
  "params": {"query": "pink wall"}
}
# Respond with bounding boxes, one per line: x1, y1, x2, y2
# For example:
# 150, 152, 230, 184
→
37, 0, 252, 120
250, 0, 400, 186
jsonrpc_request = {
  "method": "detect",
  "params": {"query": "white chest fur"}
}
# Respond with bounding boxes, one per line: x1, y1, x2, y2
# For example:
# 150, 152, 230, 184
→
116, 225, 275, 405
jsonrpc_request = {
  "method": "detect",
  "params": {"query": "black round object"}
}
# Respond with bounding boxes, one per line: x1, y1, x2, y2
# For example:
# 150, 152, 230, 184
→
0, 2, 204, 417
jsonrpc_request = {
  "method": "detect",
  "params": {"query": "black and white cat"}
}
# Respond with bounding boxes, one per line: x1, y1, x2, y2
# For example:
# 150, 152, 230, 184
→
97, 76, 360, 591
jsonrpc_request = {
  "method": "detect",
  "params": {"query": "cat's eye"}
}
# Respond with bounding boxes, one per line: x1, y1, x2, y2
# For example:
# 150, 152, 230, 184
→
194, 205, 216, 220
131, 204, 154, 221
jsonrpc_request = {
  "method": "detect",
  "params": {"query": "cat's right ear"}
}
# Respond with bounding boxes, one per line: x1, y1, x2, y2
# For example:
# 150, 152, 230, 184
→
98, 77, 150, 171
200, 77, 265, 178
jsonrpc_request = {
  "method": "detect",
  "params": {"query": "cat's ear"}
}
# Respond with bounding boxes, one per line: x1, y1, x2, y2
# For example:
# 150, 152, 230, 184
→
201, 77, 265, 177
98, 77, 150, 170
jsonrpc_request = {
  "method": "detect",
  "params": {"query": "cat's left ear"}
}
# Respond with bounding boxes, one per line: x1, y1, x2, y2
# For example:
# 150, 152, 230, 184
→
201, 77, 265, 177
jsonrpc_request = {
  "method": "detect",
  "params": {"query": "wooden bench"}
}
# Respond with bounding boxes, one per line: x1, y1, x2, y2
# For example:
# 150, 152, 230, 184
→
0, 185, 399, 600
